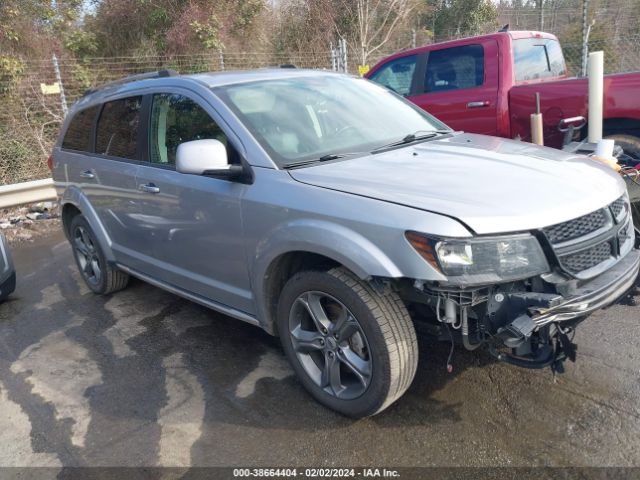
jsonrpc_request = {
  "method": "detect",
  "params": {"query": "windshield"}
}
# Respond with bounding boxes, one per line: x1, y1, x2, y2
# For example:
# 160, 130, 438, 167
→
215, 75, 450, 167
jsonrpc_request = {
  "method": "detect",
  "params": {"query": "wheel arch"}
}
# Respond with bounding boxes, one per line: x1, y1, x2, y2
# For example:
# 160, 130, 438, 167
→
603, 117, 640, 137
581, 117, 640, 140
60, 186, 115, 263
251, 220, 404, 335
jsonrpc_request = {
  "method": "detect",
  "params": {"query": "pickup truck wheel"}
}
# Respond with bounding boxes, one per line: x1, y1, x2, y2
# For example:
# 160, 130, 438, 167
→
606, 134, 640, 161
277, 267, 417, 417
69, 215, 129, 295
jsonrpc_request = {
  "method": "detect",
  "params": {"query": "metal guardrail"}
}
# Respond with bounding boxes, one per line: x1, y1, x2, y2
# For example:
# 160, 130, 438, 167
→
0, 178, 57, 209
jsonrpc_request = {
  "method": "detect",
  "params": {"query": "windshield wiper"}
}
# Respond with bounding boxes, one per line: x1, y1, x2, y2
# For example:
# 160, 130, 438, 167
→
283, 152, 363, 169
371, 130, 451, 153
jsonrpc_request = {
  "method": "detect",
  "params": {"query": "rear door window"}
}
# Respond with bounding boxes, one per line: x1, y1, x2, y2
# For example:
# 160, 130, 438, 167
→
62, 106, 99, 152
95, 96, 142, 160
368, 55, 417, 96
514, 38, 567, 81
424, 44, 484, 93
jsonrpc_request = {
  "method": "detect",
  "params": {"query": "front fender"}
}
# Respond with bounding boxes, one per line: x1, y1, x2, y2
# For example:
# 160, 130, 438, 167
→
61, 186, 115, 263
254, 218, 403, 280
251, 219, 403, 332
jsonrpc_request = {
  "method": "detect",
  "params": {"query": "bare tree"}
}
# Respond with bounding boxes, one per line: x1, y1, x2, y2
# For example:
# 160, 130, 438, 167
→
332, 0, 421, 67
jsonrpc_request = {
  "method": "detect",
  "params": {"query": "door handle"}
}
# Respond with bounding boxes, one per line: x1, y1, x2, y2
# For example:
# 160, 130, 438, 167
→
80, 170, 95, 179
139, 183, 160, 194
467, 101, 490, 108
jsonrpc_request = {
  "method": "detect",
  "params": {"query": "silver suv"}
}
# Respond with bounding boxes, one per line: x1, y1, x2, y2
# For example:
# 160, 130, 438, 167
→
52, 69, 640, 417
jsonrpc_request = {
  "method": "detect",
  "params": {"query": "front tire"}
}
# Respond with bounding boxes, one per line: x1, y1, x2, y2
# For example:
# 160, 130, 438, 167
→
277, 267, 418, 417
69, 215, 129, 295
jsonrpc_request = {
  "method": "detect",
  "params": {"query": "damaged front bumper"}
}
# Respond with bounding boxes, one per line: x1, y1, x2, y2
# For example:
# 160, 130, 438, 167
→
404, 246, 640, 372
494, 248, 639, 370
532, 248, 640, 326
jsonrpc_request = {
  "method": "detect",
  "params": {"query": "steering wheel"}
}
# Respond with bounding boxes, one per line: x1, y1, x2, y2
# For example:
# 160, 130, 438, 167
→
334, 125, 359, 137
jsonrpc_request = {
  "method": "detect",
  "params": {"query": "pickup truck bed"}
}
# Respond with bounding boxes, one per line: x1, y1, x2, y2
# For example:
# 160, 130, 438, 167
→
367, 31, 640, 157
510, 72, 640, 148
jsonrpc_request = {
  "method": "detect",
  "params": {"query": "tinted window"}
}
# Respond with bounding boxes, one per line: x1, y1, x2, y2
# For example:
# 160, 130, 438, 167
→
96, 96, 142, 159
149, 94, 227, 166
425, 44, 484, 93
514, 38, 566, 82
369, 55, 417, 96
62, 106, 98, 152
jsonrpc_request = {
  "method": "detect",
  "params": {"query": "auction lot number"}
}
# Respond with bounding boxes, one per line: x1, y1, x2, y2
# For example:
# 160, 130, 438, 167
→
233, 468, 399, 478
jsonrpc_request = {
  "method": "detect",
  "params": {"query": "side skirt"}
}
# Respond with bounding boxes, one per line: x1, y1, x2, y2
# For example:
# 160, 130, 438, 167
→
115, 263, 262, 328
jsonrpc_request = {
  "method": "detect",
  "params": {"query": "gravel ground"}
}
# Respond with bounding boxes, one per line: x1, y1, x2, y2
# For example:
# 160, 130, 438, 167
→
0, 202, 61, 246
0, 229, 639, 471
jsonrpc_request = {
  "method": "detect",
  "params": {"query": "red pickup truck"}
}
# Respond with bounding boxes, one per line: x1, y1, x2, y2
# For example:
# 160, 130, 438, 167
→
366, 30, 640, 158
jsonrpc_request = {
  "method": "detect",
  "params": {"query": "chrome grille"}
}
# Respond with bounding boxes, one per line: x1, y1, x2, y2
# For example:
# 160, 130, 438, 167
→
610, 196, 626, 220
543, 195, 632, 279
543, 209, 608, 245
619, 223, 630, 242
559, 241, 613, 275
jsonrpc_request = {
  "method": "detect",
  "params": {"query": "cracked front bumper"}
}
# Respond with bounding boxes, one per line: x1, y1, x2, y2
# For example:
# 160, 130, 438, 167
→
532, 249, 640, 327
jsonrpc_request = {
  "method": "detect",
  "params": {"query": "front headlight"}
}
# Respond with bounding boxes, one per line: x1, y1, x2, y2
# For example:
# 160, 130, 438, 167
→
405, 231, 550, 284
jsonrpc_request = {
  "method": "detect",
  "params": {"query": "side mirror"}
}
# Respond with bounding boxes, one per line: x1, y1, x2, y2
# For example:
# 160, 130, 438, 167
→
176, 139, 243, 179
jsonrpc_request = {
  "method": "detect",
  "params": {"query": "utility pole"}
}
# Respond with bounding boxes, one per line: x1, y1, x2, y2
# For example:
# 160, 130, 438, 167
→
538, 0, 544, 31
581, 0, 592, 77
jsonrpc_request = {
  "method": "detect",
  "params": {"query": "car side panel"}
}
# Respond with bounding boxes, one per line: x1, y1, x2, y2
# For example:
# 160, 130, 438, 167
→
408, 38, 500, 136
0, 233, 16, 301
132, 165, 254, 314
54, 145, 145, 259
241, 168, 472, 331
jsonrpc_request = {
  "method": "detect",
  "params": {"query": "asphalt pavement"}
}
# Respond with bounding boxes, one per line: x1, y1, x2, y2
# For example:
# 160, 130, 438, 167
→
0, 229, 639, 469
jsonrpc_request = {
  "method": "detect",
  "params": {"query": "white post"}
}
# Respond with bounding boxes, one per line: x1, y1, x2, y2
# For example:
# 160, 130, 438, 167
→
341, 38, 348, 73
587, 51, 604, 143
330, 42, 336, 71
52, 54, 68, 117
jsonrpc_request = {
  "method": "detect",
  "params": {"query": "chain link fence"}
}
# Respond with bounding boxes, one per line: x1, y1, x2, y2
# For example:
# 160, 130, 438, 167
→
0, 50, 335, 185
1, 39, 639, 186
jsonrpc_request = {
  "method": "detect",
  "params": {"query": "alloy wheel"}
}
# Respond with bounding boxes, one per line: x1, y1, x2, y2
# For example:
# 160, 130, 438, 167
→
288, 291, 372, 400
73, 226, 102, 286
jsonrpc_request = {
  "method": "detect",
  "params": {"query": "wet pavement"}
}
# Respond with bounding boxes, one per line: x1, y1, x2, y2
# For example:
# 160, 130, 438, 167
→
0, 229, 639, 468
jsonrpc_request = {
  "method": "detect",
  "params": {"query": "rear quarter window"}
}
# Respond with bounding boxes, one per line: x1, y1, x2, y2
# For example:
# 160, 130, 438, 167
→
61, 106, 99, 152
96, 96, 143, 160
514, 38, 566, 81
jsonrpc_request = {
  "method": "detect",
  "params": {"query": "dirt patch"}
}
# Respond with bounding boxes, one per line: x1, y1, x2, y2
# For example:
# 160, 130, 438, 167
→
0, 202, 62, 246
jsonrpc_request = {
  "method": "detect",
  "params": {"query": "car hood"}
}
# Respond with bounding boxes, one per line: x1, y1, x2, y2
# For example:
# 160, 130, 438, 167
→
289, 133, 626, 235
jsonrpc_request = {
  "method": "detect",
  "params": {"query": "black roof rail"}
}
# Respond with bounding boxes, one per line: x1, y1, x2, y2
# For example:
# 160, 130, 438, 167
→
83, 69, 179, 96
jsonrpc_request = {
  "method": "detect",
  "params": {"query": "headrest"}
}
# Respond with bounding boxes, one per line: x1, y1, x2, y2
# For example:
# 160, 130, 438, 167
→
229, 87, 277, 114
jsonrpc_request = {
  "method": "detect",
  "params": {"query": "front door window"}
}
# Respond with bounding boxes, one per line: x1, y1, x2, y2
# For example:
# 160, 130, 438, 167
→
149, 93, 229, 166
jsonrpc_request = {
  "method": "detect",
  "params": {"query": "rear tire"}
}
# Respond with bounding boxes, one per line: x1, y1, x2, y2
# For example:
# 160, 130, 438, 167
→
277, 267, 418, 417
606, 134, 640, 161
69, 215, 129, 295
